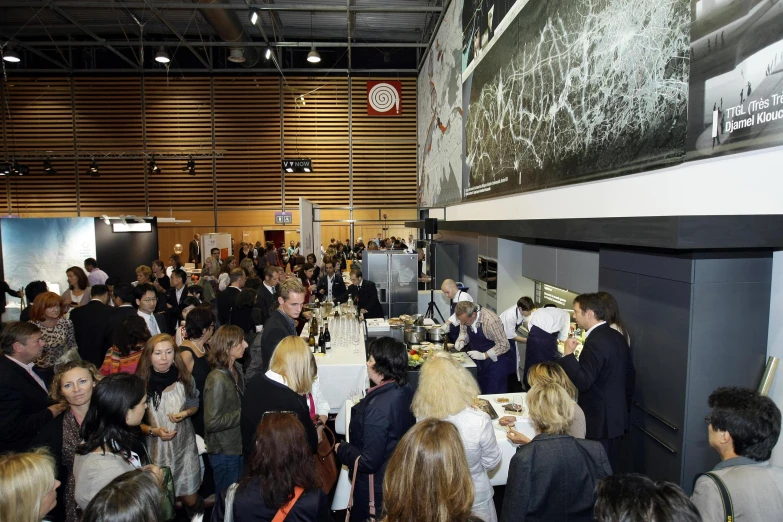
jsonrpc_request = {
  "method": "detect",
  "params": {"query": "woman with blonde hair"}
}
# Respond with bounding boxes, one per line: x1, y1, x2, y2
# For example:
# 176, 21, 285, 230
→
32, 360, 101, 522
204, 325, 247, 493
382, 418, 482, 522
501, 360, 586, 441
412, 354, 501, 522
0, 449, 60, 522
500, 383, 612, 522
199, 256, 219, 302
240, 335, 319, 461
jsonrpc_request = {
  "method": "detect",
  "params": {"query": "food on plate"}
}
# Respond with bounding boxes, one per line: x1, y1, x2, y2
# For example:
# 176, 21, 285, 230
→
496, 397, 510, 403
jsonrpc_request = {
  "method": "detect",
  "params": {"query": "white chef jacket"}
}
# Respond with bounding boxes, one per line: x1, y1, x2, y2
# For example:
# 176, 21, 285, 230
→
528, 307, 571, 341
499, 305, 526, 339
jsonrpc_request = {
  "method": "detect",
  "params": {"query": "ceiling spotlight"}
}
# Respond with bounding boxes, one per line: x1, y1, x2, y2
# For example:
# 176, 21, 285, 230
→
181, 157, 196, 175
12, 162, 29, 176
228, 48, 245, 63
88, 158, 99, 177
0, 163, 9, 176
2, 48, 20, 63
154, 46, 170, 64
43, 158, 56, 175
100, 214, 110, 225
265, 46, 272, 60
303, 167, 311, 173
307, 45, 321, 64
285, 166, 294, 173
250, 8, 259, 25
300, 95, 305, 106
149, 156, 161, 174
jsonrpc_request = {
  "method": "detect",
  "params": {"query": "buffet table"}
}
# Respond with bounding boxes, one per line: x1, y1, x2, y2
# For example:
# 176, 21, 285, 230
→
301, 322, 369, 413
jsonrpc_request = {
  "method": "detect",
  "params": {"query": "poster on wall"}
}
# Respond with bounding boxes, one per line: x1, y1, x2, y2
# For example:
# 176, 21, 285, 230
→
417, 1, 464, 208
460, 0, 690, 201
686, 0, 783, 159
1, 218, 96, 297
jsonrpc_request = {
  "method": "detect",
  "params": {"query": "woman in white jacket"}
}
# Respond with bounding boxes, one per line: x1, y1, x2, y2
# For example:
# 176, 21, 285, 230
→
412, 353, 502, 522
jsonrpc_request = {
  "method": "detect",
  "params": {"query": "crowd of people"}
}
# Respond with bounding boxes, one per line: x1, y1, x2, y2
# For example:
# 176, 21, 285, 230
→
0, 246, 782, 522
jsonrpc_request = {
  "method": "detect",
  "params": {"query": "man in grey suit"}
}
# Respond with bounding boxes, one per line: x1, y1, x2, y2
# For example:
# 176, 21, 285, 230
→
691, 387, 783, 522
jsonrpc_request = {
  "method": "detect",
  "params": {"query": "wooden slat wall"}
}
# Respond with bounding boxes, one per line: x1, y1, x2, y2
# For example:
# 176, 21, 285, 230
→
1, 75, 417, 217
283, 78, 350, 207
214, 77, 281, 208
74, 78, 145, 214
351, 77, 417, 207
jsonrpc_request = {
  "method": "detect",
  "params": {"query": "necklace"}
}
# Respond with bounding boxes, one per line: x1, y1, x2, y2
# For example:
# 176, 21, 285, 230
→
183, 340, 205, 356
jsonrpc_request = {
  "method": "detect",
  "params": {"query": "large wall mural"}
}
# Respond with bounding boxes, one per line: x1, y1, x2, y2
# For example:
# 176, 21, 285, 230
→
417, 1, 464, 208
417, 0, 782, 207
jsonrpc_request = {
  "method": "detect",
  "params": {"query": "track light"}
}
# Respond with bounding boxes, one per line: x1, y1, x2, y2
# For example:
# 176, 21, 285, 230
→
0, 163, 9, 176
181, 157, 196, 175
2, 48, 20, 63
12, 162, 29, 176
154, 46, 170, 64
265, 46, 272, 60
300, 95, 305, 106
250, 8, 259, 25
101, 214, 110, 225
43, 158, 56, 175
149, 156, 161, 174
307, 45, 321, 64
285, 166, 294, 173
88, 158, 99, 177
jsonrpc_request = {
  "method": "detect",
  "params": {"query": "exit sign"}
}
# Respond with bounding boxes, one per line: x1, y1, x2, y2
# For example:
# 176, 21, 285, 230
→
275, 212, 293, 225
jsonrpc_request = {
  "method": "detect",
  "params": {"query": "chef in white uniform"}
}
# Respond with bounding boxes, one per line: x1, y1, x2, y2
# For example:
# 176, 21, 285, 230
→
441, 279, 473, 344
499, 296, 536, 391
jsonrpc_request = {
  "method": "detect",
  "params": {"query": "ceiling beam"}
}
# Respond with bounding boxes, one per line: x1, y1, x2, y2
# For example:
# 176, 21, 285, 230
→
5, 2, 443, 12
418, 0, 451, 72
48, 4, 141, 69
0, 31, 70, 70
14, 40, 430, 48
11, 67, 418, 74
140, 0, 211, 70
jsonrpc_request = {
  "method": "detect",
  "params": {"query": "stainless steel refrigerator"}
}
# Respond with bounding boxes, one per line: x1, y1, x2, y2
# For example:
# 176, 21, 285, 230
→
363, 251, 418, 318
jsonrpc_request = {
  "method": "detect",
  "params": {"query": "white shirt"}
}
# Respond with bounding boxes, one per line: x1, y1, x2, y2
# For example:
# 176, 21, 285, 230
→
499, 305, 525, 339
138, 310, 160, 336
325, 275, 336, 301
263, 282, 276, 295
528, 307, 571, 341
448, 290, 473, 326
310, 377, 330, 417
265, 369, 287, 387
175, 286, 185, 303
87, 268, 108, 286
585, 321, 607, 339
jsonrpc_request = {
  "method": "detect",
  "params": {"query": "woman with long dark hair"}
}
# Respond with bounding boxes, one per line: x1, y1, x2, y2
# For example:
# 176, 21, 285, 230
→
597, 292, 631, 346
212, 412, 330, 521
73, 373, 160, 510
61, 266, 91, 310
80, 469, 163, 522
100, 315, 151, 376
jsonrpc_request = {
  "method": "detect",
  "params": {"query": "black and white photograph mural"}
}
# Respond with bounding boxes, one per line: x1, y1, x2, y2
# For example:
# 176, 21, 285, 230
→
686, 0, 783, 159
462, 0, 690, 201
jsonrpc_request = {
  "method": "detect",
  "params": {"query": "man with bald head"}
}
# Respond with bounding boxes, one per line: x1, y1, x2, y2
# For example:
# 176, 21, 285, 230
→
441, 279, 473, 343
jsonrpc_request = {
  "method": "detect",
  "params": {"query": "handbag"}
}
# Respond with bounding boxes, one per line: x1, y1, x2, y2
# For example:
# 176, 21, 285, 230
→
309, 395, 339, 494
222, 483, 303, 522
694, 472, 734, 522
159, 466, 177, 522
223, 483, 239, 522
345, 457, 376, 522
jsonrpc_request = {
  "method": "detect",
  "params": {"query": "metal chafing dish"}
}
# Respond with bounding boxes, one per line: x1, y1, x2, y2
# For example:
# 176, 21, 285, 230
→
403, 325, 428, 344
427, 324, 448, 343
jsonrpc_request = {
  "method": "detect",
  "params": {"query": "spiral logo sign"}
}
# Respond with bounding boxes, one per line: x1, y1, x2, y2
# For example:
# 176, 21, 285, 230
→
367, 81, 402, 116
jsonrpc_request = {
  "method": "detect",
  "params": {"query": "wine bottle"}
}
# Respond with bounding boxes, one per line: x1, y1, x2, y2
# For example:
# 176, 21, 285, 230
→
323, 321, 331, 350
318, 326, 326, 354
308, 330, 316, 353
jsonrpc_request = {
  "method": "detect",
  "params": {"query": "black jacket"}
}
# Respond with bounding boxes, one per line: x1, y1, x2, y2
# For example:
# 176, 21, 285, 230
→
105, 305, 138, 345
315, 273, 347, 302
30, 413, 70, 522
500, 434, 612, 522
70, 299, 115, 367
240, 374, 318, 461
559, 323, 635, 439
254, 284, 278, 325
165, 285, 188, 312
217, 286, 242, 326
189, 240, 200, 264
251, 309, 298, 377
212, 479, 331, 522
336, 382, 415, 522
0, 355, 55, 454
338, 279, 384, 319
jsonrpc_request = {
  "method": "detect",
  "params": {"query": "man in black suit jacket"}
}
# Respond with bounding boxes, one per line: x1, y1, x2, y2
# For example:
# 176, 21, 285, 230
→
337, 268, 384, 319
255, 266, 280, 325
316, 258, 347, 303
559, 293, 635, 469
217, 268, 246, 326
247, 278, 304, 380
106, 283, 138, 342
0, 322, 67, 453
134, 283, 171, 336
70, 284, 115, 367
189, 233, 200, 266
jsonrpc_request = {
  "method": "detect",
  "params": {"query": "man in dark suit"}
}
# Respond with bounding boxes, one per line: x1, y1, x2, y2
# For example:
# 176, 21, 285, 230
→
134, 283, 171, 335
70, 284, 114, 367
559, 292, 635, 469
106, 283, 138, 338
255, 265, 280, 325
166, 269, 189, 313
337, 268, 384, 319
0, 322, 67, 453
189, 233, 200, 267
217, 268, 245, 326
246, 278, 304, 380
316, 257, 347, 303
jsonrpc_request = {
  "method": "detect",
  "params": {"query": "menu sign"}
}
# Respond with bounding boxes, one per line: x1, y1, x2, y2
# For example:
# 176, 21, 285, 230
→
534, 281, 578, 310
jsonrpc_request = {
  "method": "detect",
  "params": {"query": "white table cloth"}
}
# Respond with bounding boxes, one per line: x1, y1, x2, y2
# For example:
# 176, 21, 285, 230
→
301, 323, 369, 413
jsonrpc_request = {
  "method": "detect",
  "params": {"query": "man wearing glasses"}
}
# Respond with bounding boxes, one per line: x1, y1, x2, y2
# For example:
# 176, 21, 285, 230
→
134, 283, 170, 335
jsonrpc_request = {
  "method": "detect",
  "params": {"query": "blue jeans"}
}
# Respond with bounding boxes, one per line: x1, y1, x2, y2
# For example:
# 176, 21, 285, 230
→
208, 454, 243, 495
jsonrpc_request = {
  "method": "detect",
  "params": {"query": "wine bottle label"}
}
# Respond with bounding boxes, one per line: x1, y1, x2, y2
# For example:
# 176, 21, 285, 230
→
325, 342, 331, 349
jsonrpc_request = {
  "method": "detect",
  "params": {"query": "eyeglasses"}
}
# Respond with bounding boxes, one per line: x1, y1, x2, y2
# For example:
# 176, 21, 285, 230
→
704, 416, 712, 425
141, 297, 158, 303
261, 410, 297, 422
